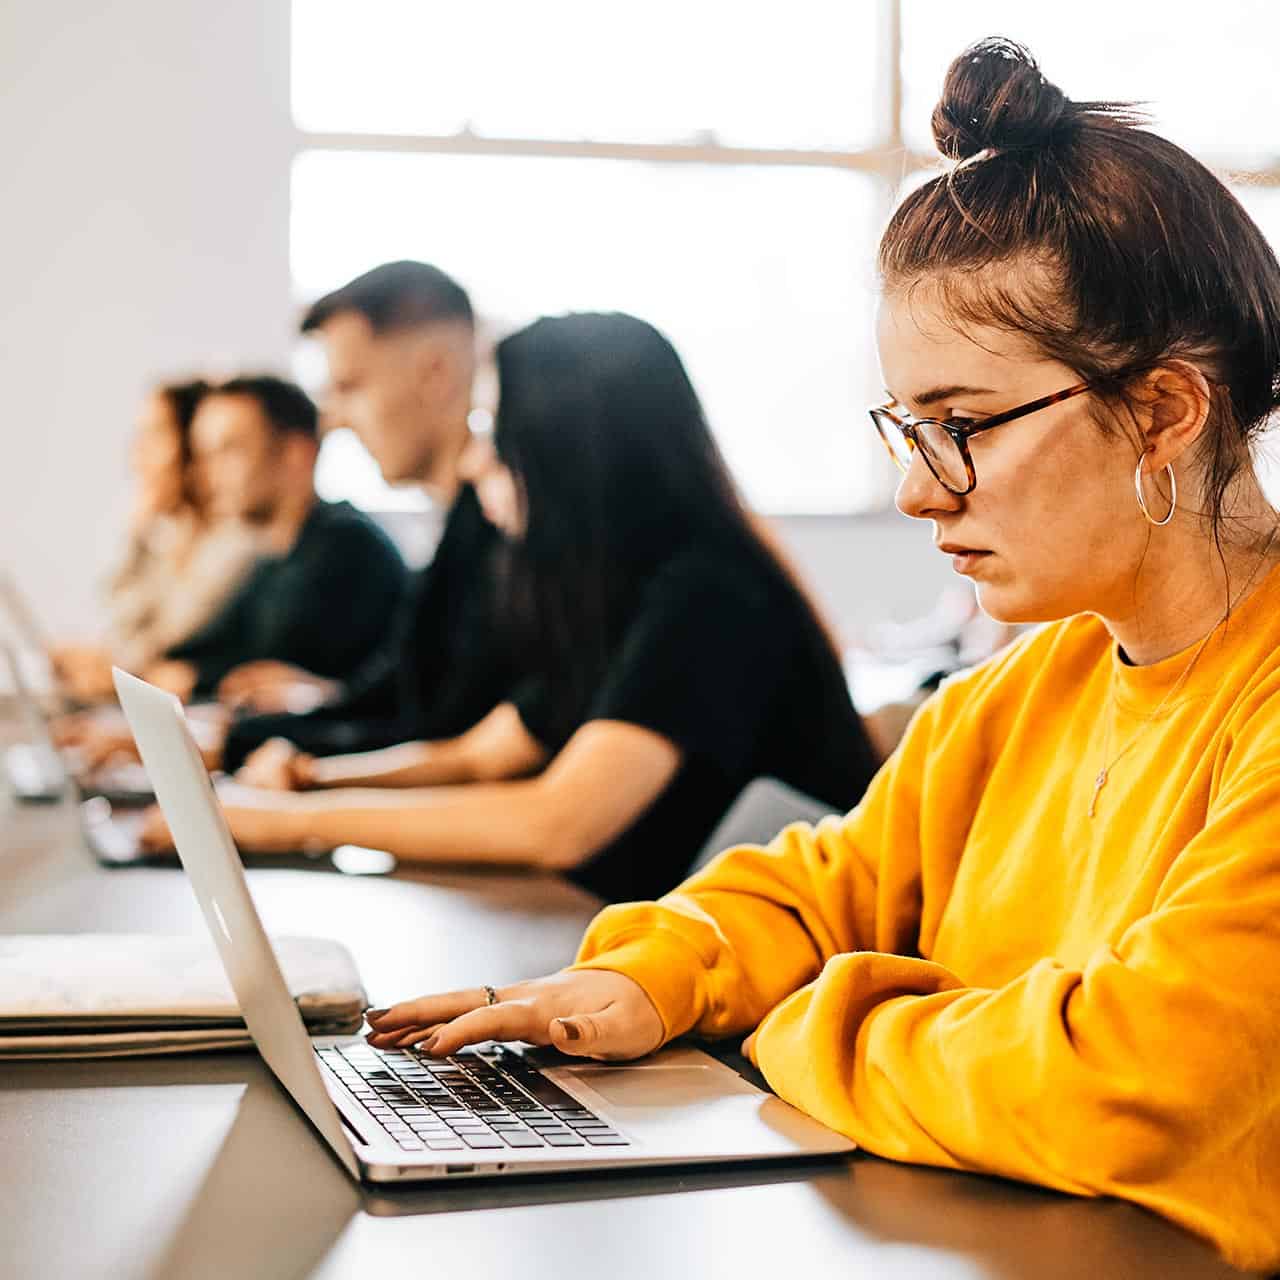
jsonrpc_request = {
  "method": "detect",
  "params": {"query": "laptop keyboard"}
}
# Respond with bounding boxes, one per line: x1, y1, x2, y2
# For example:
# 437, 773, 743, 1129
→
318, 1043, 631, 1153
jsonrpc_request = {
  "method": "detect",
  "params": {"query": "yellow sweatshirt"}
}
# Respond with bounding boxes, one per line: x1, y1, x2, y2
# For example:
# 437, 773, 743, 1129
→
573, 562, 1280, 1272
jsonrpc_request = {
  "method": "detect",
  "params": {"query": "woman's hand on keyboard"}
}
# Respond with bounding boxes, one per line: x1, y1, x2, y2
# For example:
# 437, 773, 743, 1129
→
364, 970, 665, 1062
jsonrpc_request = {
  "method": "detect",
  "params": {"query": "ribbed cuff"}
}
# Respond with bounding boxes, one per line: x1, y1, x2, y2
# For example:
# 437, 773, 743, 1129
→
569, 930, 707, 1043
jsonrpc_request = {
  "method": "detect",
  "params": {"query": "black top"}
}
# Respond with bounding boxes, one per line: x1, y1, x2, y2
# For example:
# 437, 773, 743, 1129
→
513, 548, 880, 903
221, 485, 511, 769
169, 500, 406, 699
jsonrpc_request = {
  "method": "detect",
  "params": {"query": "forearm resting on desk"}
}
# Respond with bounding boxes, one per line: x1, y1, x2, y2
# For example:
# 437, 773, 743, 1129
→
229, 719, 681, 871
308, 703, 549, 789
308, 740, 478, 789
239, 781, 578, 867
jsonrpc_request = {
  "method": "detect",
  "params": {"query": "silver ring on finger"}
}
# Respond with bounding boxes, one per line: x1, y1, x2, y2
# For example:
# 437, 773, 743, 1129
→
482, 984, 499, 1007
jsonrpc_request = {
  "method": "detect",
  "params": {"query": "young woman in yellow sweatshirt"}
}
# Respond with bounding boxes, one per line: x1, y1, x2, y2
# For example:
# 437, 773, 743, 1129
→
365, 39, 1280, 1271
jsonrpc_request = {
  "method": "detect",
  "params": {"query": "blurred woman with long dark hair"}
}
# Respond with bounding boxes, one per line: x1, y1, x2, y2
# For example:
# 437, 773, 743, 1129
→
209, 312, 880, 901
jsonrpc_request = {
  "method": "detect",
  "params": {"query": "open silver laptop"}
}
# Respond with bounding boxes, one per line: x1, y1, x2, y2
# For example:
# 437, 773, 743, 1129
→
0, 568, 81, 721
1, 640, 156, 819
2, 642, 68, 802
114, 668, 856, 1183
0, 568, 52, 656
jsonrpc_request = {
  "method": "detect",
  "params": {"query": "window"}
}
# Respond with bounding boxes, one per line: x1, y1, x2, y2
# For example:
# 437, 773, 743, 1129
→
900, 1, 1280, 167
294, 0, 1280, 513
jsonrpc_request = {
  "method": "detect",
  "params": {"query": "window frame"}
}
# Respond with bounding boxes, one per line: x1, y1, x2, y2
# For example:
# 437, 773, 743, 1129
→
289, 0, 1280, 515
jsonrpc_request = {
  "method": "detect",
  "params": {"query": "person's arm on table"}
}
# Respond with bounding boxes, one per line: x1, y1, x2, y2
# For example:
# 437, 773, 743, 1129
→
48, 645, 117, 702
139, 658, 198, 701
149, 717, 681, 871
364, 682, 1280, 1269
237, 703, 546, 791
577, 696, 1280, 1270
733, 744, 1280, 1270
216, 660, 342, 714
365, 684, 943, 1056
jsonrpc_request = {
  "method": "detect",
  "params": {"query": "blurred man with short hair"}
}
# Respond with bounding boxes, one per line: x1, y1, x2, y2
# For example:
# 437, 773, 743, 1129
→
218, 263, 514, 772
161, 374, 406, 700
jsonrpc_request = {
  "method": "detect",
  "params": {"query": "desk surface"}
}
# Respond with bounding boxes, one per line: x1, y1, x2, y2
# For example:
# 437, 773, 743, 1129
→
0, 717, 1258, 1280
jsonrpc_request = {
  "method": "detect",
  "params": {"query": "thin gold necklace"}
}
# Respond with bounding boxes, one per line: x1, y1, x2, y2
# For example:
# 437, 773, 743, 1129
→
1088, 526, 1280, 819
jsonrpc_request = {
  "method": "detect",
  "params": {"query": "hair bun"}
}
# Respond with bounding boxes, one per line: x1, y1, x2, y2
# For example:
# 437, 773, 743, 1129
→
931, 37, 1071, 161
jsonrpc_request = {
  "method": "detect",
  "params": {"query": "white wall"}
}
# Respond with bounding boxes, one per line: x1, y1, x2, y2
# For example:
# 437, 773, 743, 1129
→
0, 0, 294, 635
0, 0, 949, 643
776, 511, 955, 641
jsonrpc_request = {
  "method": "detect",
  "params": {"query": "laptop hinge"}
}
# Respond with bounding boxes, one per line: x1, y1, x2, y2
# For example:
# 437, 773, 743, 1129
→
334, 1100, 372, 1148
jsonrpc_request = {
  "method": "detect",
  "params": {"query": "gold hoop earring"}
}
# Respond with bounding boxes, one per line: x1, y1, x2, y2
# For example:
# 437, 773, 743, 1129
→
1134, 458, 1176, 527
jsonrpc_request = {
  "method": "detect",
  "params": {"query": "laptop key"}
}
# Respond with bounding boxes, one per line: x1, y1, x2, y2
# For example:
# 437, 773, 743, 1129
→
425, 1138, 466, 1150
513, 1079, 590, 1112
500, 1132, 546, 1148
541, 1133, 586, 1147
460, 1134, 505, 1149
583, 1134, 630, 1146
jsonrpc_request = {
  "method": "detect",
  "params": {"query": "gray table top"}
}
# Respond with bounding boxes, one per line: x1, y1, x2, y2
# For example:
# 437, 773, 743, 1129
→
0, 715, 1257, 1279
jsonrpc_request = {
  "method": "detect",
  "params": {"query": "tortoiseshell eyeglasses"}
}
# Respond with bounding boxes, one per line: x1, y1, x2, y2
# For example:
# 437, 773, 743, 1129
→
869, 382, 1093, 495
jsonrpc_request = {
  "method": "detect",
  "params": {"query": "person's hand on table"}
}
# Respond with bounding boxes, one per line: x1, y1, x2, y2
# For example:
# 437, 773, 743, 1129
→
217, 661, 339, 714
51, 714, 140, 771
235, 737, 316, 791
48, 645, 116, 702
364, 971, 666, 1062
140, 659, 198, 702
137, 787, 317, 855
50, 712, 91, 750
137, 804, 176, 854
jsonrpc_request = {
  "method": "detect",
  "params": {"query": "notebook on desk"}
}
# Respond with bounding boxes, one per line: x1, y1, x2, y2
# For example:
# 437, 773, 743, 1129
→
114, 667, 857, 1184
0, 933, 366, 1059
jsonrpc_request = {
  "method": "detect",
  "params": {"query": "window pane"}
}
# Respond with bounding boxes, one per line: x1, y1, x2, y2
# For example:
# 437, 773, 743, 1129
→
293, 0, 884, 150
294, 150, 887, 512
1233, 185, 1280, 505
1235, 184, 1280, 252
900, 1, 1280, 166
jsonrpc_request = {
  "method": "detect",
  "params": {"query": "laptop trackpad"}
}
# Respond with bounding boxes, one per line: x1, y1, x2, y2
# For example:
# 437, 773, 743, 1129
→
564, 1064, 757, 1110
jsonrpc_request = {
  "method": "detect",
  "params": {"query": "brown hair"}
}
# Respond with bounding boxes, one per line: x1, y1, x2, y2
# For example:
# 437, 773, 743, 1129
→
879, 37, 1280, 546
300, 260, 473, 335
154, 378, 210, 511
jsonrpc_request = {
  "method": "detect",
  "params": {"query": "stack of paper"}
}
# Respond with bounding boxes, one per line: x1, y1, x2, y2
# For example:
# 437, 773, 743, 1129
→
0, 934, 368, 1059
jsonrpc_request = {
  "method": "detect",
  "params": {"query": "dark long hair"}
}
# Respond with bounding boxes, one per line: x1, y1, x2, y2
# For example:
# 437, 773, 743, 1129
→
493, 312, 841, 745
879, 38, 1280, 550
154, 378, 210, 512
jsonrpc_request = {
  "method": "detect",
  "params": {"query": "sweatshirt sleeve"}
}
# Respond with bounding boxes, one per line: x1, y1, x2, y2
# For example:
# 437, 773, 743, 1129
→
742, 707, 1280, 1271
570, 684, 951, 1040
571, 641, 1280, 1269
